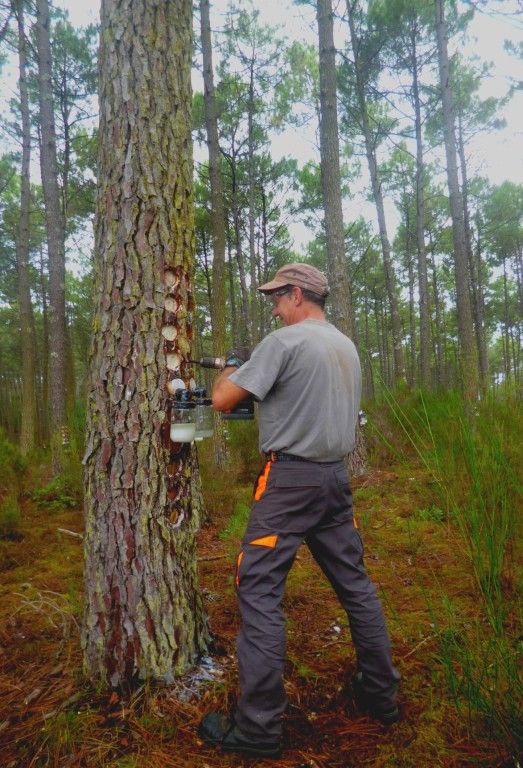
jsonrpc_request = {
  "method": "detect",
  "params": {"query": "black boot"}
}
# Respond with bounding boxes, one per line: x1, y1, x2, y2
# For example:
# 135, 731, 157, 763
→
198, 711, 282, 758
351, 672, 400, 725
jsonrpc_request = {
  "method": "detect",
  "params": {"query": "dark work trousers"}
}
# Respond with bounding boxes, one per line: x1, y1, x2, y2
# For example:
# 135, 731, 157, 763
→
233, 458, 400, 740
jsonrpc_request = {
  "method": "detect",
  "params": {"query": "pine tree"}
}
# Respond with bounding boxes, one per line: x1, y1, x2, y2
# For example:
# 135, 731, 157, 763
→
82, 0, 208, 687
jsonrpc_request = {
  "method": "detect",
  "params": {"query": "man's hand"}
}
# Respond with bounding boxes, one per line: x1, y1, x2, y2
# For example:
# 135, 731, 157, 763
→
224, 347, 251, 368
212, 369, 252, 412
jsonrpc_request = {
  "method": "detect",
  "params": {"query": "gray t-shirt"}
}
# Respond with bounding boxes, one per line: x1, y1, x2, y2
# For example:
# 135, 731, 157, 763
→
229, 319, 361, 461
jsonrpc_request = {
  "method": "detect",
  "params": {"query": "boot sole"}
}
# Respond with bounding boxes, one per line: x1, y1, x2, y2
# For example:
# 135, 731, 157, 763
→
222, 742, 282, 758
198, 724, 282, 758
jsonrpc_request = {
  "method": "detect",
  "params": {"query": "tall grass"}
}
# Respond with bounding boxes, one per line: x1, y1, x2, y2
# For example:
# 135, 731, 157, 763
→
369, 390, 522, 749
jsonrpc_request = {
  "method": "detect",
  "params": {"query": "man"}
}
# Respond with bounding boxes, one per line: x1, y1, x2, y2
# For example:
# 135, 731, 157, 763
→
199, 263, 400, 758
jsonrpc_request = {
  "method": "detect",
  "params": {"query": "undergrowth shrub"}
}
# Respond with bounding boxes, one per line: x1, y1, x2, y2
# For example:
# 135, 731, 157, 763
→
0, 494, 21, 539
0, 428, 26, 495
30, 401, 86, 511
31, 474, 80, 511
369, 389, 522, 751
0, 429, 26, 538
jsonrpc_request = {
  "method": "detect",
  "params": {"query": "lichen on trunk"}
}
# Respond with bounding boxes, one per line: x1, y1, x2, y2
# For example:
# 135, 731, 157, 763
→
82, 0, 208, 688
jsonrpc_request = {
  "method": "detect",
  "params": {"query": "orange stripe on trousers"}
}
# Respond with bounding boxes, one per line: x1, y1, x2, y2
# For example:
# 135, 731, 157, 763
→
249, 535, 278, 548
254, 461, 272, 501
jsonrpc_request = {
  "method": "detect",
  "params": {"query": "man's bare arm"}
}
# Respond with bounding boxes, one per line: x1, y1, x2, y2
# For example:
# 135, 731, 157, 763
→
212, 367, 252, 412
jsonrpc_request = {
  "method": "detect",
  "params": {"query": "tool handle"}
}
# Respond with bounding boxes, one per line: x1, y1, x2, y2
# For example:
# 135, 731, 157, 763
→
191, 356, 226, 369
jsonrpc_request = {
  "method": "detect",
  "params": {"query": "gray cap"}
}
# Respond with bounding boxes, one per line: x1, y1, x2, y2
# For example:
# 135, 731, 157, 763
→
258, 263, 329, 296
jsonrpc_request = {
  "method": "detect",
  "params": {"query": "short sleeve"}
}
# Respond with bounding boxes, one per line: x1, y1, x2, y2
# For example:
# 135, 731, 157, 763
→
229, 335, 287, 401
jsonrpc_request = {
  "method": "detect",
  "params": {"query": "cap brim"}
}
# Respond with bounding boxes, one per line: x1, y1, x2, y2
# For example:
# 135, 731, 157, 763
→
257, 278, 289, 293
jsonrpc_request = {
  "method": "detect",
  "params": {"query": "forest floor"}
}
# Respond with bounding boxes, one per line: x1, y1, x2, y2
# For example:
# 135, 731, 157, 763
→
0, 449, 519, 768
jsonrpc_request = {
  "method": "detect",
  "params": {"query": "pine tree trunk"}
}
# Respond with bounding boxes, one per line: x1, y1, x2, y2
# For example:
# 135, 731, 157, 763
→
346, 3, 404, 384
82, 0, 208, 687
247, 62, 260, 344
230, 160, 252, 345
316, 0, 356, 341
16, 1, 37, 454
516, 245, 523, 320
227, 235, 240, 347
429, 238, 443, 387
317, 0, 365, 474
411, 30, 431, 388
406, 225, 416, 388
38, 244, 50, 444
362, 273, 374, 399
200, 0, 229, 469
434, 0, 479, 400
260, 186, 270, 337
36, 0, 68, 467
502, 258, 511, 386
457, 119, 489, 391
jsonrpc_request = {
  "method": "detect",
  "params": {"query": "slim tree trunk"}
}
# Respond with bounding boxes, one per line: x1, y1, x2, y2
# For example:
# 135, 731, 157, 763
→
406, 228, 416, 388
382, 302, 392, 387
502, 258, 511, 386
226, 229, 240, 347
317, 0, 365, 475
429, 237, 443, 387
200, 0, 229, 469
411, 29, 431, 387
229, 159, 251, 345
36, 0, 68, 466
457, 118, 488, 391
362, 266, 374, 399
474, 220, 489, 389
260, 185, 271, 337
247, 60, 260, 344
316, 0, 356, 341
38, 244, 50, 443
346, 6, 404, 383
516, 245, 523, 320
434, 0, 479, 400
82, 0, 208, 687
16, 0, 37, 454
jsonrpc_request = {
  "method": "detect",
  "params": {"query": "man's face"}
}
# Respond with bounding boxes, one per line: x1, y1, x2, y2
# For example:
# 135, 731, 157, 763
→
269, 286, 298, 326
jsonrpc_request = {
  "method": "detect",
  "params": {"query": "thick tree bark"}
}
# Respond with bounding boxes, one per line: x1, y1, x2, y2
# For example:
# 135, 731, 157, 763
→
411, 29, 431, 388
36, 0, 68, 464
434, 0, 479, 400
316, 0, 356, 341
83, 0, 208, 687
200, 0, 229, 469
15, 0, 37, 455
346, 1, 405, 384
